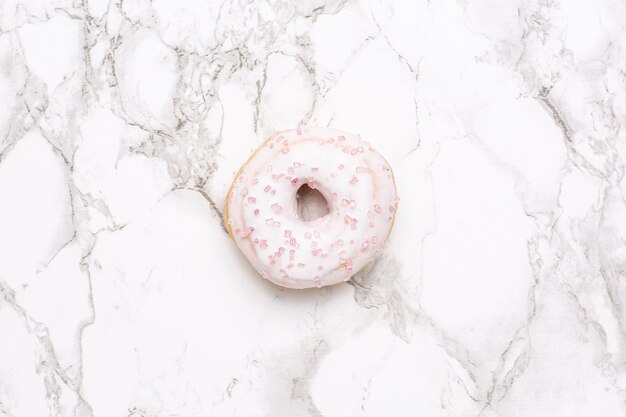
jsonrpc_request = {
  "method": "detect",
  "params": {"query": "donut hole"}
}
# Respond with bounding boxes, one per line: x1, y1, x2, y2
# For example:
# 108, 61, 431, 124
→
296, 184, 330, 221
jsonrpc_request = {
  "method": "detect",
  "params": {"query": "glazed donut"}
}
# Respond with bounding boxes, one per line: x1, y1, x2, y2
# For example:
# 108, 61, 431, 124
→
225, 127, 398, 289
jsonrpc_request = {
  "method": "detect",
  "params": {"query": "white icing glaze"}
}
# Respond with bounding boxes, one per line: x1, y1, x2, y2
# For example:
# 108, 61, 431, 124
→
226, 127, 398, 289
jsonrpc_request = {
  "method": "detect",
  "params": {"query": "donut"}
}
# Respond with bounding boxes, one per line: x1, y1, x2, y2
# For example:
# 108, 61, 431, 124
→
225, 127, 398, 289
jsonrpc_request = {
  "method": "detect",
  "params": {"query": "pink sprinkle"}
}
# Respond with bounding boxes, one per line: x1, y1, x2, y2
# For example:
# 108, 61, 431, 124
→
312, 249, 319, 256
287, 263, 294, 269
234, 228, 241, 235
242, 188, 249, 196
314, 276, 321, 288
271, 203, 282, 213
265, 218, 274, 225
350, 149, 358, 155
273, 221, 281, 227
389, 205, 396, 213
282, 140, 289, 146
254, 238, 259, 244
248, 226, 255, 233
338, 164, 344, 170
271, 190, 276, 195
259, 240, 268, 249
278, 246, 285, 255
254, 209, 260, 216
343, 199, 356, 208
291, 177, 299, 184
247, 196, 256, 204
297, 128, 302, 135
304, 232, 312, 239
349, 177, 358, 185
314, 230, 320, 238
264, 185, 271, 192
290, 238, 297, 247
311, 167, 318, 172
282, 147, 290, 154
317, 265, 323, 271
361, 241, 369, 251
338, 135, 345, 141
343, 259, 353, 272
374, 204, 382, 213
285, 230, 292, 238
251, 178, 259, 185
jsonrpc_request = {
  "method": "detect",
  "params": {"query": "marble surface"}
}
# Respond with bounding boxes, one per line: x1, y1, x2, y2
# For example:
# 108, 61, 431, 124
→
1, 0, 626, 416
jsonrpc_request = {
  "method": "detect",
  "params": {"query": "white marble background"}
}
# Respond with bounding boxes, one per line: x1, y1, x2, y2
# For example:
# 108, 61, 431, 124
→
1, 0, 626, 416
